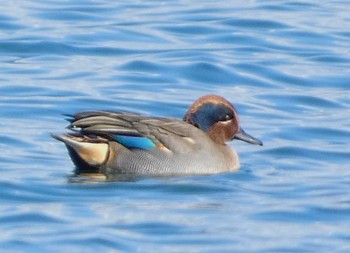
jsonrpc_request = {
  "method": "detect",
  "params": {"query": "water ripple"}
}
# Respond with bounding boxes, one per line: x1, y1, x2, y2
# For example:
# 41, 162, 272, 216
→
1, 0, 350, 252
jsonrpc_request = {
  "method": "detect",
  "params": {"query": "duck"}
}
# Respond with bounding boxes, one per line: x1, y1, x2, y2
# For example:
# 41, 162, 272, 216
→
52, 95, 262, 178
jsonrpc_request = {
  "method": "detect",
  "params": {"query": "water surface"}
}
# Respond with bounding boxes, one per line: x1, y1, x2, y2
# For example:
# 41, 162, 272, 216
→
1, 0, 350, 252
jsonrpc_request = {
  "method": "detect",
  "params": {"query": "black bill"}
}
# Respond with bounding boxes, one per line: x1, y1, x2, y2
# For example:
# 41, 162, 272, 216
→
234, 128, 263, 146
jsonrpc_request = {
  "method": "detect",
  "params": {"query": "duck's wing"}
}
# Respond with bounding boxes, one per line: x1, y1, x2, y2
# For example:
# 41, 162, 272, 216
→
67, 111, 204, 153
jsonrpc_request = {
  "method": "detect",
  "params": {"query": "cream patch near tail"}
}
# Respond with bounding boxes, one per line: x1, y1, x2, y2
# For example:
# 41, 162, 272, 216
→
52, 134, 108, 166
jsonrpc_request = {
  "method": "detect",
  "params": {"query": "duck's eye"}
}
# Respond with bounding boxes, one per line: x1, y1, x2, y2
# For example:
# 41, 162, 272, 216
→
219, 113, 233, 121
225, 114, 232, 121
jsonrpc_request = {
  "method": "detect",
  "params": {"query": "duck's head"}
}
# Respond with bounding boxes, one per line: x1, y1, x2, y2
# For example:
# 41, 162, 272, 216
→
184, 95, 263, 146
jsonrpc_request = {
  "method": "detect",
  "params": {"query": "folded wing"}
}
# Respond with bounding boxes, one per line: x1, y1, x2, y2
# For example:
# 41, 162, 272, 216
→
67, 111, 203, 153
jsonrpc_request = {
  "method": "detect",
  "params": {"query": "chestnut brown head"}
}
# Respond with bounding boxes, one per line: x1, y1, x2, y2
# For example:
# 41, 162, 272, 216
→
184, 95, 262, 146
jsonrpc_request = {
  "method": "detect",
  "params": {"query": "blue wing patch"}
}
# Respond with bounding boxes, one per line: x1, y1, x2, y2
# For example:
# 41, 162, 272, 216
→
114, 135, 156, 150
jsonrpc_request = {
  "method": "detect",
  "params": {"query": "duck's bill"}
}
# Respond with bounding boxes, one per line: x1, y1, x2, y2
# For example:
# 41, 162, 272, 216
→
234, 128, 263, 146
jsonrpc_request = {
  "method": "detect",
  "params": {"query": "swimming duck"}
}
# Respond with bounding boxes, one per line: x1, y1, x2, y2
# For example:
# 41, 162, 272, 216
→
52, 95, 262, 177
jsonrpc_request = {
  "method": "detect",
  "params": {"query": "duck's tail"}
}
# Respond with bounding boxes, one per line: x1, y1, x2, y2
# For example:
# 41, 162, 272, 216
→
51, 133, 109, 173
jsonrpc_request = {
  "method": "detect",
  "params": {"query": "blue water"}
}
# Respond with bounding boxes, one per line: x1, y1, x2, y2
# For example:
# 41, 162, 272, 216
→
1, 0, 350, 252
